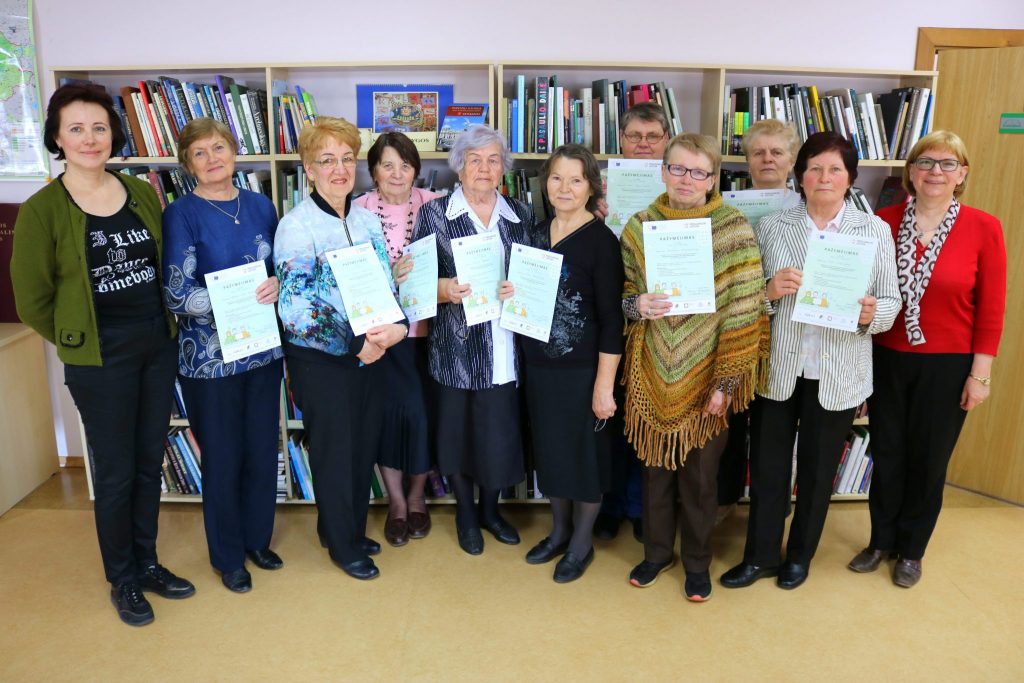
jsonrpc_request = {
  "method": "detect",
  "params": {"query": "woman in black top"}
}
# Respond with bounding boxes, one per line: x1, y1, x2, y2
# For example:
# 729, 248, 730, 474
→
11, 84, 193, 627
519, 144, 624, 583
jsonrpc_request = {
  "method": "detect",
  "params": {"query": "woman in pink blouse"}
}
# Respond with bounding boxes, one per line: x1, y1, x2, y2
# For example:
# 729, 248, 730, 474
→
355, 133, 439, 546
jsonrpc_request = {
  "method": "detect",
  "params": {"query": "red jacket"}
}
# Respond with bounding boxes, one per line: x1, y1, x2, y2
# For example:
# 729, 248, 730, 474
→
873, 201, 1005, 356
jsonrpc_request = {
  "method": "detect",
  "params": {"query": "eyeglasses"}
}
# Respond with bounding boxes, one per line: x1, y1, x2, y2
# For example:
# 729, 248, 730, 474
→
623, 132, 667, 144
912, 157, 963, 172
664, 164, 712, 180
312, 155, 357, 170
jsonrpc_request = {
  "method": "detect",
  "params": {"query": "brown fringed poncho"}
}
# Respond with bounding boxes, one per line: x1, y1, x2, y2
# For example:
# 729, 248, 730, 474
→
621, 193, 770, 469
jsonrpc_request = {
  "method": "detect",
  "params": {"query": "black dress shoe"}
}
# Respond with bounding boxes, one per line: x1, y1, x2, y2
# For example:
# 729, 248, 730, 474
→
554, 548, 594, 583
593, 512, 621, 540
360, 537, 382, 556
719, 561, 779, 588
777, 561, 809, 589
247, 548, 284, 570
483, 516, 520, 545
456, 525, 484, 555
848, 547, 890, 573
339, 558, 380, 581
525, 537, 569, 564
221, 567, 252, 593
138, 563, 196, 599
110, 582, 154, 626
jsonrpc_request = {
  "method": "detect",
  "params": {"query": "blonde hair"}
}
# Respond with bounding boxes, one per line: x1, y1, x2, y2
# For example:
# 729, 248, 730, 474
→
741, 119, 800, 161
177, 118, 238, 174
903, 130, 970, 198
663, 132, 722, 196
298, 116, 361, 167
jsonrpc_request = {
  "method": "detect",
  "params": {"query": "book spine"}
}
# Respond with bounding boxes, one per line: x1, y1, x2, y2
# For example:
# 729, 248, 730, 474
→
136, 82, 166, 156
535, 77, 549, 156
166, 436, 193, 494
111, 96, 136, 157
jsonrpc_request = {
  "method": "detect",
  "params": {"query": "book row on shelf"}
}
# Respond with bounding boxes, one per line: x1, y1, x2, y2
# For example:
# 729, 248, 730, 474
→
722, 82, 932, 161
502, 75, 685, 156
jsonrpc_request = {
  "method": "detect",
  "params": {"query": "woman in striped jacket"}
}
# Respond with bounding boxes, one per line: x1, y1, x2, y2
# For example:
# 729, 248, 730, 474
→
720, 132, 900, 591
409, 125, 533, 556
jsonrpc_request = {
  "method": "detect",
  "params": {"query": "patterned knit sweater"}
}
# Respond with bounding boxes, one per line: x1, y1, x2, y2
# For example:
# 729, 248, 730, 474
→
621, 193, 769, 468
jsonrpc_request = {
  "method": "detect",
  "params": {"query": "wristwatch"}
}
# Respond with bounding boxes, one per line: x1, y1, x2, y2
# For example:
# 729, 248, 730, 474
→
970, 374, 991, 386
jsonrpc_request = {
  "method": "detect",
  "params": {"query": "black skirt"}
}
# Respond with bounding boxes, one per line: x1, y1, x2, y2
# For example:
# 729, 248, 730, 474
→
435, 381, 524, 490
378, 337, 431, 475
525, 364, 611, 503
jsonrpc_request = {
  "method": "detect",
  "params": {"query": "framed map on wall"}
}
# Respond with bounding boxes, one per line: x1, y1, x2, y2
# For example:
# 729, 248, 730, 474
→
0, 0, 47, 179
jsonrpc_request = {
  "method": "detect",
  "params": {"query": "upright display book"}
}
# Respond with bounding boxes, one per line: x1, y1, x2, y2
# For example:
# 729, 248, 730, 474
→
436, 104, 488, 152
356, 84, 454, 152
0, 204, 19, 322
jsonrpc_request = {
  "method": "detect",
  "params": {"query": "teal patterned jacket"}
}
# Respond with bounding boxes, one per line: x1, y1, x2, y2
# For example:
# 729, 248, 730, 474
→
274, 192, 402, 356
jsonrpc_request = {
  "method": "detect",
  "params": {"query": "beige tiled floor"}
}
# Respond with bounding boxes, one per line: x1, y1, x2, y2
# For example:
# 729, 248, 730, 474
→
1, 470, 1022, 682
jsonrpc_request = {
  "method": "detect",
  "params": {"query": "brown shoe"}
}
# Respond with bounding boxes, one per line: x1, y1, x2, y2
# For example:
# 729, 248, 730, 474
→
892, 558, 922, 588
407, 510, 431, 539
848, 548, 888, 573
384, 514, 409, 547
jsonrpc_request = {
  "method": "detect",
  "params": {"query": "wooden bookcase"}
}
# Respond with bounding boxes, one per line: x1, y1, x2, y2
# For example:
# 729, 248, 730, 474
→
59, 60, 934, 505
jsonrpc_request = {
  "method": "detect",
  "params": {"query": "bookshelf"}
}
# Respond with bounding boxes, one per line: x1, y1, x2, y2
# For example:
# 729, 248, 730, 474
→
51, 62, 495, 214
58, 60, 922, 505
495, 61, 938, 203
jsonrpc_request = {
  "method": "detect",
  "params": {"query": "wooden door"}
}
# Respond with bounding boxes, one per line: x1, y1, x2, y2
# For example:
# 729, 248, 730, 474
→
933, 46, 1024, 503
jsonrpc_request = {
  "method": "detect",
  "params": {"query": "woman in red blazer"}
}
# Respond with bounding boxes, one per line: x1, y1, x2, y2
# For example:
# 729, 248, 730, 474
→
848, 130, 1006, 588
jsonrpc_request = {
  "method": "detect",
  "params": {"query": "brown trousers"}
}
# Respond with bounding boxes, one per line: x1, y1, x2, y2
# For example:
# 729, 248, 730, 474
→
642, 429, 728, 573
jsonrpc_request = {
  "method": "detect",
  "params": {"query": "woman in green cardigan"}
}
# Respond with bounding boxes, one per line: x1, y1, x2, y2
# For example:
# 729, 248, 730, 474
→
11, 83, 194, 627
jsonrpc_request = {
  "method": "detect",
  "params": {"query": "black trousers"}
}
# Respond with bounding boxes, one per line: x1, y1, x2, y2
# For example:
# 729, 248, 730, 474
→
287, 353, 382, 565
642, 429, 728, 573
64, 316, 178, 585
744, 379, 855, 566
718, 407, 750, 505
178, 359, 283, 572
867, 346, 972, 560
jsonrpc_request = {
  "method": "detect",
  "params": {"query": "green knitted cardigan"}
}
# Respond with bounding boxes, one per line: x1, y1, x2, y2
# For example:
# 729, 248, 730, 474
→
621, 192, 769, 468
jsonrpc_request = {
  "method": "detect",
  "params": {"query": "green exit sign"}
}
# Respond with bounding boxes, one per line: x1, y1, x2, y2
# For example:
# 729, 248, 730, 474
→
999, 113, 1024, 134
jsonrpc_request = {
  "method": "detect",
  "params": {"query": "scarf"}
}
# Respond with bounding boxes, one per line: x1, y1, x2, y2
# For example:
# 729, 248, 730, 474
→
621, 193, 770, 469
896, 197, 960, 345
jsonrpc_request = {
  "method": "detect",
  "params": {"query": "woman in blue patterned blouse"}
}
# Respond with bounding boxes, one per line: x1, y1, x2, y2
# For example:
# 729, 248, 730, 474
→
274, 117, 408, 581
163, 118, 283, 593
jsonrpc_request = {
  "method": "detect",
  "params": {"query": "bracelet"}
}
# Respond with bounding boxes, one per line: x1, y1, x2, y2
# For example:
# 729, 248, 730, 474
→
969, 374, 991, 386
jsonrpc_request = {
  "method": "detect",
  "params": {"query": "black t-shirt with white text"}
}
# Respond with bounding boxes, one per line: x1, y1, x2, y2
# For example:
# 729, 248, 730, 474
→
85, 201, 164, 322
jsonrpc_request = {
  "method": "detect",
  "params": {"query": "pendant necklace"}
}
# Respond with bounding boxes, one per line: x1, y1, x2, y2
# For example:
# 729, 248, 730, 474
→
199, 191, 241, 224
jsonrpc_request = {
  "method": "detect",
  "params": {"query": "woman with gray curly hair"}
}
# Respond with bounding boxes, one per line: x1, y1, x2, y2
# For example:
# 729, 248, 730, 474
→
403, 124, 534, 555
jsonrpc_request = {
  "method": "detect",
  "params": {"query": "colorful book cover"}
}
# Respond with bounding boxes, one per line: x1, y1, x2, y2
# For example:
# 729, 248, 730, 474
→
356, 83, 454, 137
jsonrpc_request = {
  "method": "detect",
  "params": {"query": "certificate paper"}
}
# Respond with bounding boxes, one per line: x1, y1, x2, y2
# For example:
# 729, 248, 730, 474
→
605, 159, 664, 238
792, 231, 879, 332
399, 234, 438, 323
642, 219, 716, 315
205, 261, 281, 363
722, 188, 794, 229
325, 243, 405, 336
500, 244, 563, 342
451, 231, 504, 326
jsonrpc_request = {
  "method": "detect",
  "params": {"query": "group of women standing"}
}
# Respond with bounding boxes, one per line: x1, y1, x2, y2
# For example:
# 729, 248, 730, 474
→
11, 83, 1005, 626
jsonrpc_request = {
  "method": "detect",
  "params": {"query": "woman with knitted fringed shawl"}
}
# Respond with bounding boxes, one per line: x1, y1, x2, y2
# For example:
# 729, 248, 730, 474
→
620, 133, 769, 602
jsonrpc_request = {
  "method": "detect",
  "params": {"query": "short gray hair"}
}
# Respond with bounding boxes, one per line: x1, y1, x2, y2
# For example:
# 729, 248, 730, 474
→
448, 124, 513, 174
